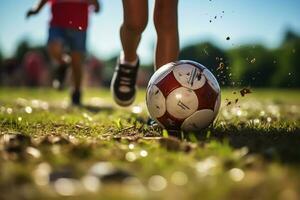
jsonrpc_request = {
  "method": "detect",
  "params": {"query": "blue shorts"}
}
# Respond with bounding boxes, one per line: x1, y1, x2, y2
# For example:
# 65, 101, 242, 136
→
48, 26, 87, 52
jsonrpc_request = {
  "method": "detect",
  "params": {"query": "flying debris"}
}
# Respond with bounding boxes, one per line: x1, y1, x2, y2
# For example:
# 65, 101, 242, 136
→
240, 88, 252, 97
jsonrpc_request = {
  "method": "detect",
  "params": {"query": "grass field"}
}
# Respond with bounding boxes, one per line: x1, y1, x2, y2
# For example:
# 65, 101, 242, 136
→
0, 87, 300, 200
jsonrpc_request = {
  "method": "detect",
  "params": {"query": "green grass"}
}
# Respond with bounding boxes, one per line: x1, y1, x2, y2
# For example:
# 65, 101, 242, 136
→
0, 87, 300, 200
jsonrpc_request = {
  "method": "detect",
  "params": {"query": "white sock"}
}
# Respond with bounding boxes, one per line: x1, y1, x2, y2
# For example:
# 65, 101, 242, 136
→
120, 51, 138, 67
62, 54, 71, 64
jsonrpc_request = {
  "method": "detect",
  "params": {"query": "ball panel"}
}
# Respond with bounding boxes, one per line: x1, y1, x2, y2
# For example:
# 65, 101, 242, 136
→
157, 111, 184, 130
156, 71, 182, 98
146, 85, 166, 118
166, 87, 198, 119
203, 69, 220, 93
148, 62, 176, 85
181, 109, 215, 132
173, 64, 206, 90
194, 81, 219, 111
178, 60, 206, 71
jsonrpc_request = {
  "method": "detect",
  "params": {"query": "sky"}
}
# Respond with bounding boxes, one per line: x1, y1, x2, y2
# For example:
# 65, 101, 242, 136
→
0, 0, 300, 64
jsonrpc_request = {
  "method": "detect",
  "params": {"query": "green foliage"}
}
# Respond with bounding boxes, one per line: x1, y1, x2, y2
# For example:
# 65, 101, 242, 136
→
0, 48, 3, 85
162, 129, 169, 137
271, 37, 300, 87
14, 40, 30, 63
114, 118, 123, 130
180, 42, 226, 72
179, 29, 300, 88
228, 45, 277, 87
0, 48, 3, 65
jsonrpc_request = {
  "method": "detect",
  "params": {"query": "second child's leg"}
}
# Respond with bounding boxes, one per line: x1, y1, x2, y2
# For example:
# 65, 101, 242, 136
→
48, 27, 70, 90
48, 41, 65, 65
68, 29, 87, 106
70, 52, 83, 92
70, 51, 83, 105
154, 0, 179, 69
111, 0, 148, 106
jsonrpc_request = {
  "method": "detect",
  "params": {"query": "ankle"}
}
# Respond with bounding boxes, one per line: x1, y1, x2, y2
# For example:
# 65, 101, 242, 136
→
120, 51, 138, 66
72, 88, 81, 94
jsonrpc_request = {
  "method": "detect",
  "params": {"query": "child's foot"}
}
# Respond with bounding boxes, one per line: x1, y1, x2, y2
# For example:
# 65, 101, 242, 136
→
111, 57, 139, 106
53, 64, 68, 90
71, 90, 81, 106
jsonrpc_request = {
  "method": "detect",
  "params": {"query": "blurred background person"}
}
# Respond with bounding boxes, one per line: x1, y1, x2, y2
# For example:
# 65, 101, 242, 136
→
23, 51, 48, 86
26, 0, 100, 105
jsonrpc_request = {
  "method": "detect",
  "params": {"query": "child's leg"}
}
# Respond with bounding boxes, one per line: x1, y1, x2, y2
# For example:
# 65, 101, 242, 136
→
69, 51, 83, 105
70, 51, 83, 92
47, 27, 70, 89
48, 40, 70, 90
110, 0, 148, 107
154, 0, 179, 69
47, 41, 65, 65
47, 27, 69, 66
67, 29, 87, 105
120, 0, 148, 62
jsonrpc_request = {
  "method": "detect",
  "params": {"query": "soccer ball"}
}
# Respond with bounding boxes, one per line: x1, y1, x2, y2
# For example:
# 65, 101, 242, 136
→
146, 60, 221, 132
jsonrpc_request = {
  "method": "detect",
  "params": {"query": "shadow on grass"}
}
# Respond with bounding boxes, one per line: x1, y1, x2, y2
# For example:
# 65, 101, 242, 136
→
192, 127, 300, 164
80, 104, 114, 113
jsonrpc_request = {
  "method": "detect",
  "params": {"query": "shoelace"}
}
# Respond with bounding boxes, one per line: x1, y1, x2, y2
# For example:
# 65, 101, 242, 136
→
117, 65, 137, 88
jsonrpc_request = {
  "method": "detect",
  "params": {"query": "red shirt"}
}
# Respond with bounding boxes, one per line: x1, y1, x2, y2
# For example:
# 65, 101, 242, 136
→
49, 0, 89, 30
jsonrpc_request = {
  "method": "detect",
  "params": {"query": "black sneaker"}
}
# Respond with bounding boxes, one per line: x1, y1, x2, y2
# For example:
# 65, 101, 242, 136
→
147, 118, 157, 126
111, 58, 139, 106
53, 64, 68, 90
71, 90, 81, 106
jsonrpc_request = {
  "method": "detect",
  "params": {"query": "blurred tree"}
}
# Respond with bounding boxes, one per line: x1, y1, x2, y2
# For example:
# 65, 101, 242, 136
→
228, 45, 276, 87
179, 42, 229, 85
0, 48, 3, 85
14, 40, 31, 63
272, 30, 300, 87
103, 30, 300, 88
0, 49, 3, 64
179, 42, 226, 70
283, 30, 299, 43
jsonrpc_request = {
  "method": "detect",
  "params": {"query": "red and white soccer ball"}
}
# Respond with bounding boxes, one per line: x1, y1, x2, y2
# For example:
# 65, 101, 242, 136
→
146, 60, 221, 132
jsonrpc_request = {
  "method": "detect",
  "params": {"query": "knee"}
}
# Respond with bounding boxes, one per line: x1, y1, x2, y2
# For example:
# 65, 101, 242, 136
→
48, 41, 63, 58
123, 16, 148, 34
154, 15, 178, 35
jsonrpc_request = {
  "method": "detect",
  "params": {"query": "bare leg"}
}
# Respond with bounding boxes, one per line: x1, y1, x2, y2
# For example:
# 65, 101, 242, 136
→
70, 51, 83, 91
154, 0, 179, 69
120, 0, 148, 62
47, 40, 65, 65
48, 40, 70, 89
110, 0, 148, 107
